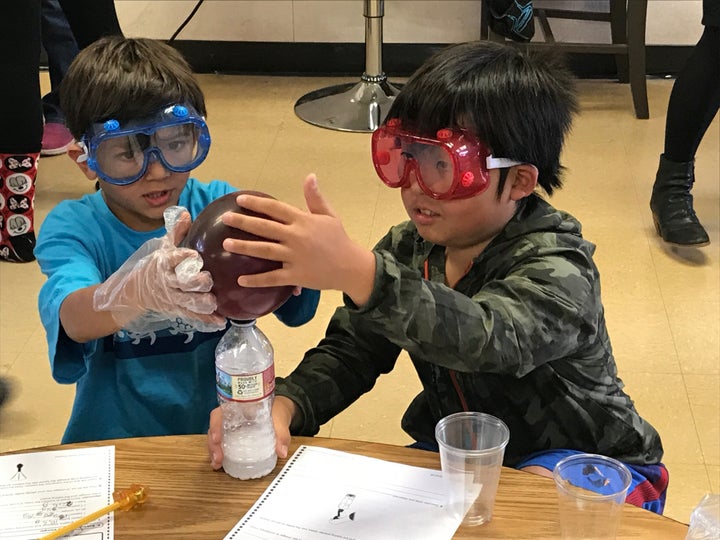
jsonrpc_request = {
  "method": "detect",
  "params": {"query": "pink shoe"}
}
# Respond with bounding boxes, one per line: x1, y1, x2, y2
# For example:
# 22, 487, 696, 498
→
41, 122, 74, 156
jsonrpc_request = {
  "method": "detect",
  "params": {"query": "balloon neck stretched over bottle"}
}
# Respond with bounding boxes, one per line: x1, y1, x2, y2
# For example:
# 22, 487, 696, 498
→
229, 319, 257, 327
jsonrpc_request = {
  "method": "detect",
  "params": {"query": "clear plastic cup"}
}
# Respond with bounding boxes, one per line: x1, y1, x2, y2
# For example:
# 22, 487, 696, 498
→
553, 453, 632, 540
435, 412, 510, 526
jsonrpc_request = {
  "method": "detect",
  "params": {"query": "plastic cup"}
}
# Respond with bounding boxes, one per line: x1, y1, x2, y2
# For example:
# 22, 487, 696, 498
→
435, 412, 510, 526
553, 453, 632, 540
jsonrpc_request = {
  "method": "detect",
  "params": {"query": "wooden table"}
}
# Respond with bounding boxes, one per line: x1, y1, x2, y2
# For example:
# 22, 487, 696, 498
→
3, 435, 688, 539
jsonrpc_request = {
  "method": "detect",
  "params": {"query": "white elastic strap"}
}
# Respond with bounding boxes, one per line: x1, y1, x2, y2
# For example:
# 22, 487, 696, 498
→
76, 140, 89, 163
486, 155, 522, 169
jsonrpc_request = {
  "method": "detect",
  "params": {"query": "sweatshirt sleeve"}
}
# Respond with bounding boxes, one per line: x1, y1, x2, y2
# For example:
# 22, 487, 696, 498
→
355, 238, 601, 378
275, 300, 402, 436
276, 220, 602, 433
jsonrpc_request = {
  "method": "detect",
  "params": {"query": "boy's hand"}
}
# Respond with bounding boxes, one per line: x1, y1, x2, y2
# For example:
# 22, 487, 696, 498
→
208, 406, 224, 470
207, 397, 296, 470
93, 206, 226, 333
272, 396, 295, 459
221, 174, 376, 306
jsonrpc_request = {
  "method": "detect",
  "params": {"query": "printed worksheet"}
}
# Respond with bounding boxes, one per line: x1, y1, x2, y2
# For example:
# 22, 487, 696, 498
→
0, 446, 114, 540
224, 445, 462, 540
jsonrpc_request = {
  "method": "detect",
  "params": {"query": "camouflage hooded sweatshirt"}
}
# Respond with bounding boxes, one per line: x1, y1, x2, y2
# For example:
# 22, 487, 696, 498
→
276, 194, 663, 466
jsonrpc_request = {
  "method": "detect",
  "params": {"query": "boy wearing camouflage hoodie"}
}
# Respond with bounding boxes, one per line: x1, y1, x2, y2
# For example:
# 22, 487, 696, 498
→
208, 41, 667, 513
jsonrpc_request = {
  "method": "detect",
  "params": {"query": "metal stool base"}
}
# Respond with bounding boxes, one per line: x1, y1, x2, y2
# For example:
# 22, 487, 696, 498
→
294, 79, 401, 133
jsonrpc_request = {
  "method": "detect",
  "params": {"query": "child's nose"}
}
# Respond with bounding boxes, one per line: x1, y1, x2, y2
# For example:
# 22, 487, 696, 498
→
404, 163, 423, 191
143, 154, 170, 181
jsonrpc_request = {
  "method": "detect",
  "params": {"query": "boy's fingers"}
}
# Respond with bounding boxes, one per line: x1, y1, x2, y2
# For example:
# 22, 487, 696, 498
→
272, 414, 292, 459
171, 212, 192, 246
174, 291, 218, 315
222, 211, 286, 241
237, 268, 289, 288
210, 407, 223, 432
163, 207, 192, 245
223, 238, 286, 262
164, 247, 201, 268
208, 408, 224, 469
303, 174, 336, 218
235, 193, 296, 224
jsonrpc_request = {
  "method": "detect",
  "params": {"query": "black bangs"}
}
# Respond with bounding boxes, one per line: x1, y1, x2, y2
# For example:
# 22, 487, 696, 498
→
383, 41, 577, 196
386, 50, 469, 136
386, 91, 454, 138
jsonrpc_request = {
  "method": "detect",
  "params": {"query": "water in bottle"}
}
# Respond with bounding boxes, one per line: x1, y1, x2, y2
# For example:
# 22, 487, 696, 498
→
215, 319, 277, 479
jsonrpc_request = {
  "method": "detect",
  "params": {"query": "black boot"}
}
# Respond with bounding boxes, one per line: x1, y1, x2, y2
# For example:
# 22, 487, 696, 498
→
649, 154, 710, 247
487, 0, 535, 43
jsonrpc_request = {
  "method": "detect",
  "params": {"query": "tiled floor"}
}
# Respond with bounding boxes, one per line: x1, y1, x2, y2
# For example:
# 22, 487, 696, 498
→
0, 72, 718, 525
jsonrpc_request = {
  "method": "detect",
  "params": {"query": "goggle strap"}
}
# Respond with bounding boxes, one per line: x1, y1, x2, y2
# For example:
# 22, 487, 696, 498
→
486, 155, 522, 169
76, 140, 89, 163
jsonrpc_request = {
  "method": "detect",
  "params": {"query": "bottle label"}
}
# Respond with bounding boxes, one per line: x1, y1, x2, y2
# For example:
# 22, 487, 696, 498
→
216, 364, 275, 402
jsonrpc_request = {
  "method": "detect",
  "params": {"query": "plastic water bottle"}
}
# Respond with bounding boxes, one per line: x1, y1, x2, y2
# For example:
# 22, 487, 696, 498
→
215, 319, 277, 479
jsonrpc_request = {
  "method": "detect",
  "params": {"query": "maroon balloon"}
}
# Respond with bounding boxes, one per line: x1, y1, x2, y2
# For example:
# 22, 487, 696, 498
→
182, 190, 293, 321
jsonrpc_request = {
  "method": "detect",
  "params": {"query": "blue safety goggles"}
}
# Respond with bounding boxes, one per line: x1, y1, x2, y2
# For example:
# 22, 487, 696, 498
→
78, 104, 211, 185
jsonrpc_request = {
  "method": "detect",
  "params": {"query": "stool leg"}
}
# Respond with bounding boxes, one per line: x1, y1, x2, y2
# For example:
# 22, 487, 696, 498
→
627, 0, 649, 119
364, 0, 384, 78
480, 0, 489, 40
610, 0, 629, 83
294, 0, 401, 132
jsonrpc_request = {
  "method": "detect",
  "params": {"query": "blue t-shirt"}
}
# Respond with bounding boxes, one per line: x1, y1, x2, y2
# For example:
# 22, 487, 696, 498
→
35, 178, 320, 443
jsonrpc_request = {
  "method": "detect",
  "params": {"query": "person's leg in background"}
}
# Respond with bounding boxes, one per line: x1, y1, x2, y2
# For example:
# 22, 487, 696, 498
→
0, 0, 121, 263
0, 0, 43, 263
56, 0, 122, 196
650, 6, 720, 247
40, 0, 79, 156
56, 0, 122, 49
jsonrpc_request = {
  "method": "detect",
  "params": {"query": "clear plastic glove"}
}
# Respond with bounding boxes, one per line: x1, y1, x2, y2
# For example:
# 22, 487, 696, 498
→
686, 494, 720, 540
93, 206, 227, 334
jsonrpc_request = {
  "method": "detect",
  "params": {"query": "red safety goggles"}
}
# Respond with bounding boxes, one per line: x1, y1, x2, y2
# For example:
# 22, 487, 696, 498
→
371, 119, 521, 200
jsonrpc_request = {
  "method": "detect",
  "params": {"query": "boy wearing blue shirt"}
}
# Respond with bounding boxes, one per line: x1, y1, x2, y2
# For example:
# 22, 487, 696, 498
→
35, 36, 319, 444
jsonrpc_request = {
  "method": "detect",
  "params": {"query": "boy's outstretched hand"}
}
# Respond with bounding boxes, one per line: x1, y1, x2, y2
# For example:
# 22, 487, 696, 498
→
221, 174, 376, 307
208, 396, 297, 470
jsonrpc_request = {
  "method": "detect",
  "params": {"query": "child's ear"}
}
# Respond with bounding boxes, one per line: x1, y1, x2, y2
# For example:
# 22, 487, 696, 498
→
67, 143, 98, 180
508, 164, 538, 201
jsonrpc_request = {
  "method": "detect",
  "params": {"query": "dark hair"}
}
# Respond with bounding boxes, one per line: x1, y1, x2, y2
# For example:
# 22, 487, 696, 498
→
386, 41, 577, 196
60, 36, 206, 139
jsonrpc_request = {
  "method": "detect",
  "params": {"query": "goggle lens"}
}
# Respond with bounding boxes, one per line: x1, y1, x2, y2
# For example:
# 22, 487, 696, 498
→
371, 124, 491, 200
82, 104, 211, 185
375, 137, 459, 194
93, 123, 205, 184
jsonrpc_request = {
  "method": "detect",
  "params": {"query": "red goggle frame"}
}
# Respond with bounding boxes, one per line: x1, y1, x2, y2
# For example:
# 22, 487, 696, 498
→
371, 119, 521, 200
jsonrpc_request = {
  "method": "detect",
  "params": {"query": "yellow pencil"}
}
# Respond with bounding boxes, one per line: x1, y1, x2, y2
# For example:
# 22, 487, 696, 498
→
38, 484, 149, 540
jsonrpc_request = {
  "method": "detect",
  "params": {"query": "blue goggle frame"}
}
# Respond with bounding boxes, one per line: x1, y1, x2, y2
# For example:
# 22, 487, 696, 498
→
79, 103, 211, 185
